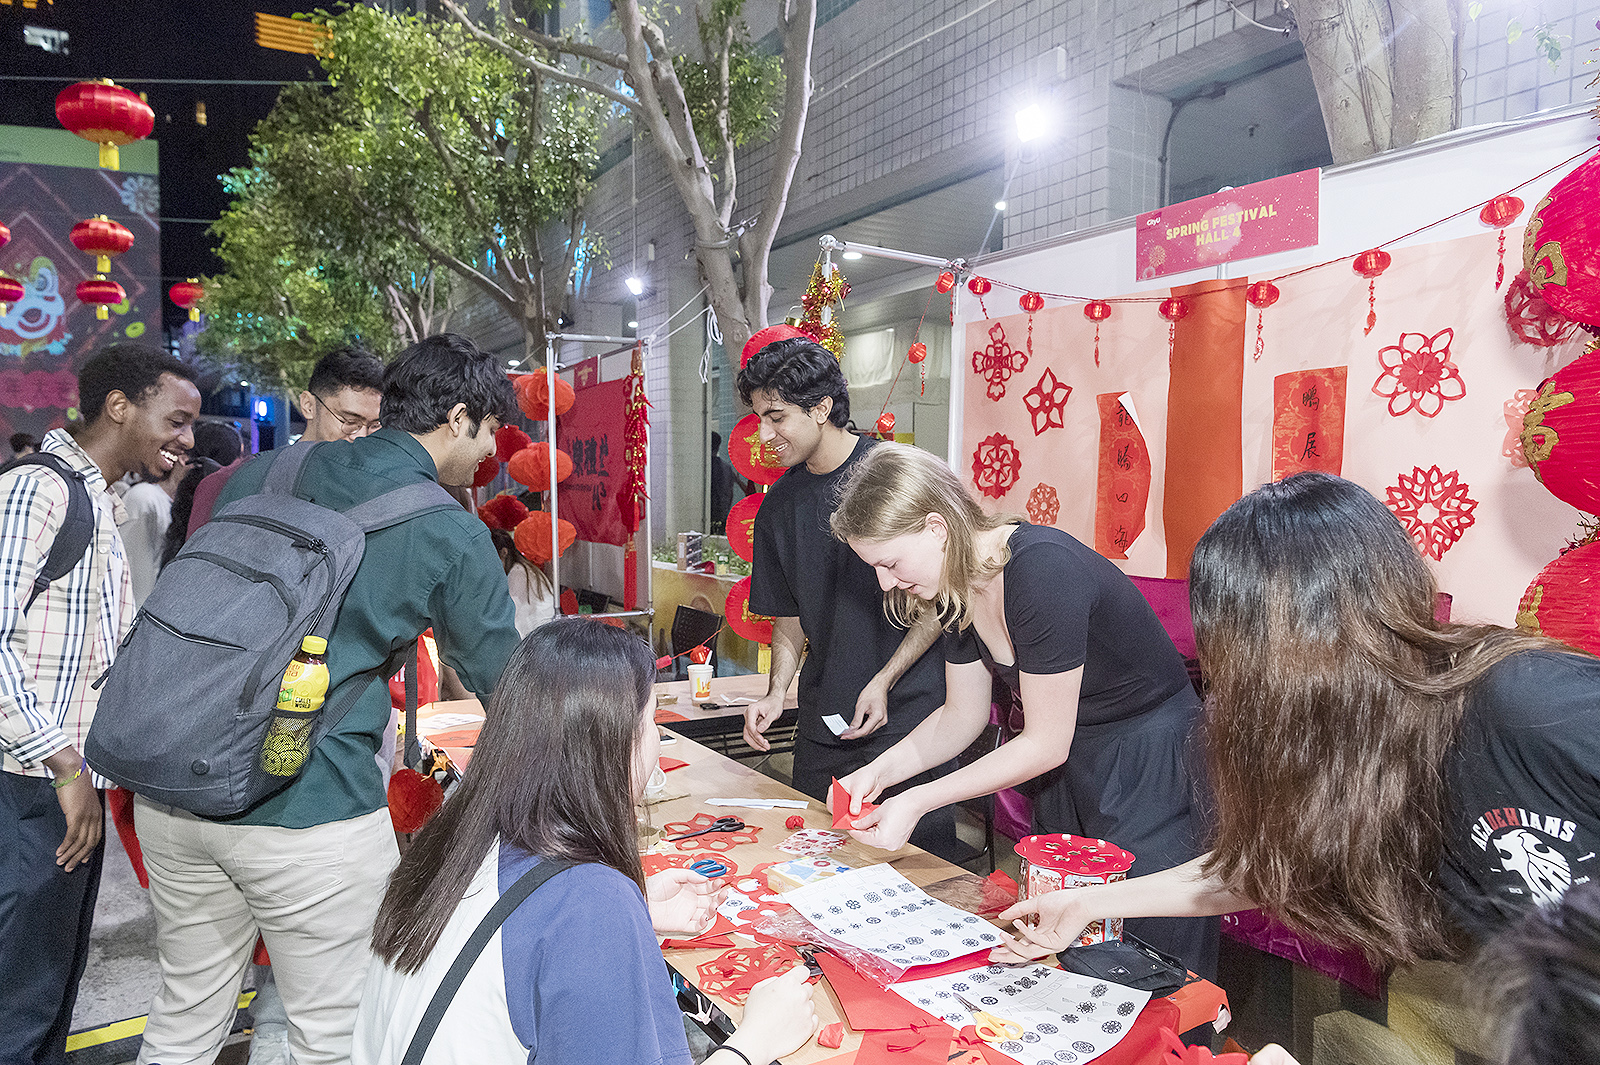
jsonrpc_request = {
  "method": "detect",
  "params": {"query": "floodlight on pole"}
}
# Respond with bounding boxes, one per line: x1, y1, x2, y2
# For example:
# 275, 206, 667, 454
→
1015, 104, 1048, 142
625, 276, 644, 296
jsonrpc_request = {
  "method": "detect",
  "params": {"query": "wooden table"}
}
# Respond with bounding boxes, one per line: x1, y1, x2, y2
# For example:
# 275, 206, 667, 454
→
653, 672, 799, 739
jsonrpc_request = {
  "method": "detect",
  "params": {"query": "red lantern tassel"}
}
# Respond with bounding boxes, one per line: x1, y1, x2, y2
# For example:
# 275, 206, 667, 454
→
1366, 278, 1378, 335
1093, 322, 1101, 367
1496, 229, 1508, 290
1255, 311, 1266, 361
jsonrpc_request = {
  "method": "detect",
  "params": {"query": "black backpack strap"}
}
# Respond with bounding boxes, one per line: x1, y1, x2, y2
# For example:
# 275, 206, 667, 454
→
261, 441, 321, 496
1, 454, 95, 612
399, 858, 577, 1065
403, 639, 421, 770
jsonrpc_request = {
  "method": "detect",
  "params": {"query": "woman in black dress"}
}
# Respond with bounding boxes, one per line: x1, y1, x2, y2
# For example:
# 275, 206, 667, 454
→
830, 443, 1216, 975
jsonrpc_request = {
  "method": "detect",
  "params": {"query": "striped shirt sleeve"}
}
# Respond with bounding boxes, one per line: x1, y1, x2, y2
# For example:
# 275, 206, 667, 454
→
0, 468, 74, 765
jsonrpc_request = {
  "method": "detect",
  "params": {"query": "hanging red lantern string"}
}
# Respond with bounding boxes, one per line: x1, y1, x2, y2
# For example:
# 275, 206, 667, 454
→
1245, 281, 1281, 361
967, 275, 992, 318
76, 276, 125, 321
1480, 194, 1525, 290
935, 269, 957, 325
55, 80, 154, 171
1158, 296, 1189, 362
908, 341, 928, 395
69, 215, 133, 274
0, 222, 20, 318
875, 412, 896, 436
1019, 290, 1044, 356
1082, 300, 1112, 367
169, 278, 207, 322
1352, 248, 1392, 335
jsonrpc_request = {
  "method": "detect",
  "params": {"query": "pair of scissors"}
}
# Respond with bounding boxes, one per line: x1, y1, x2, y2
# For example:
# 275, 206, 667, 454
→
952, 991, 1024, 1045
689, 858, 729, 877
668, 817, 745, 841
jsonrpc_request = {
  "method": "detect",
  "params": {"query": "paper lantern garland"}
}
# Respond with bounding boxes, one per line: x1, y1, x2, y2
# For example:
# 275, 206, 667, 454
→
1479, 194, 1525, 290
494, 425, 532, 463
725, 493, 762, 562
514, 512, 577, 564
75, 276, 124, 321
729, 412, 785, 486
478, 493, 529, 531
1352, 249, 1392, 335
1246, 281, 1280, 361
724, 577, 774, 644
70, 216, 133, 274
1083, 300, 1112, 367
514, 372, 575, 421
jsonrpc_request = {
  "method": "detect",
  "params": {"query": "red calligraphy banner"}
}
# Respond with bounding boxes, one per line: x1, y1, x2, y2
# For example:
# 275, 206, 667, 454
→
1271, 366, 1348, 480
556, 376, 630, 545
1094, 392, 1152, 560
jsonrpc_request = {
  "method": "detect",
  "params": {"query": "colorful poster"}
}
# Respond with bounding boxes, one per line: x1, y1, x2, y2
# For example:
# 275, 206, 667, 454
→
556, 376, 629, 545
1094, 392, 1151, 560
1271, 366, 1348, 480
1135, 169, 1319, 280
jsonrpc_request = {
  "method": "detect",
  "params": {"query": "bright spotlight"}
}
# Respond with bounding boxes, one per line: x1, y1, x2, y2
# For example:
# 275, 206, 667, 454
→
994, 200, 1007, 211
1016, 104, 1048, 142
625, 276, 644, 296
628, 321, 638, 328
842, 250, 863, 260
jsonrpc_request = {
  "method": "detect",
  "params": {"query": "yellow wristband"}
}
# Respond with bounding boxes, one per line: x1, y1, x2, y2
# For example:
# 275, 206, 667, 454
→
51, 759, 86, 789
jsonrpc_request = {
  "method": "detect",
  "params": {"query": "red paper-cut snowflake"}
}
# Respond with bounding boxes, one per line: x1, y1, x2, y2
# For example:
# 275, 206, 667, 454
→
1026, 483, 1060, 526
1372, 328, 1466, 418
1503, 389, 1538, 469
1384, 465, 1478, 561
1022, 367, 1072, 435
971, 321, 1029, 401
971, 433, 1022, 499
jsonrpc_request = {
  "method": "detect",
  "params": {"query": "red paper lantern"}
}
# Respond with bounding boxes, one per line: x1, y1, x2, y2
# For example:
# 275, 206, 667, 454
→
739, 323, 808, 369
729, 412, 785, 486
1516, 539, 1600, 656
935, 271, 956, 294
0, 275, 22, 316
514, 512, 577, 565
169, 278, 206, 323
507, 443, 573, 492
907, 342, 927, 364
1504, 268, 1578, 347
0, 221, 10, 249
478, 493, 529, 531
1158, 297, 1189, 321
1019, 291, 1044, 314
1352, 248, 1392, 335
1524, 154, 1600, 326
55, 80, 155, 170
494, 424, 532, 463
70, 216, 133, 274
514, 372, 575, 421
967, 276, 992, 296
725, 493, 762, 563
1520, 350, 1600, 514
1480, 195, 1525, 290
724, 577, 774, 644
1081, 300, 1113, 367
472, 454, 500, 488
75, 276, 124, 321
1246, 281, 1281, 362
875, 412, 896, 435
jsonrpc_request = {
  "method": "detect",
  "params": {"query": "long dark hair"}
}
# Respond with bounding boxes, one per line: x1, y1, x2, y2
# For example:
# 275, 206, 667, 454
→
1192, 472, 1578, 969
370, 619, 655, 973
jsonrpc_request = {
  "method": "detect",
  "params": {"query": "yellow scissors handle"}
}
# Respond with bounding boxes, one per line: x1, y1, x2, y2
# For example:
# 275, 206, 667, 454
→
972, 1011, 1024, 1043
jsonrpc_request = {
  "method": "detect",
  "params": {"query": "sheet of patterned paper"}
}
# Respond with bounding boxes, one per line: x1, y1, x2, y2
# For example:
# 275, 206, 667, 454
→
782, 864, 1003, 966
777, 830, 849, 856
888, 962, 1151, 1065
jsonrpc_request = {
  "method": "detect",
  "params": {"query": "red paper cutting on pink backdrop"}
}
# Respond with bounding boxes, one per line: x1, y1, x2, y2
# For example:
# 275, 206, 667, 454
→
1025, 483, 1060, 526
1094, 393, 1151, 559
1385, 466, 1478, 561
1503, 389, 1538, 468
970, 433, 1022, 500
1271, 366, 1348, 480
1371, 328, 1465, 418
971, 321, 1029, 400
1021, 367, 1072, 434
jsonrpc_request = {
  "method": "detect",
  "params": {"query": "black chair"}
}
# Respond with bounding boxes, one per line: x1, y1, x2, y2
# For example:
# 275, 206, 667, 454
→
667, 605, 720, 679
951, 719, 1003, 873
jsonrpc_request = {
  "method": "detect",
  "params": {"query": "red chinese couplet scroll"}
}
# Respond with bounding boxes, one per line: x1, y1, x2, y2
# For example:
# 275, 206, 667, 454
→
1271, 366, 1348, 480
1094, 392, 1151, 560
556, 376, 630, 545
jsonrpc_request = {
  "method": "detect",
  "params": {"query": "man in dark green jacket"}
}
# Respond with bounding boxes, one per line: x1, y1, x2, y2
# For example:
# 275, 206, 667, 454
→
134, 335, 523, 1065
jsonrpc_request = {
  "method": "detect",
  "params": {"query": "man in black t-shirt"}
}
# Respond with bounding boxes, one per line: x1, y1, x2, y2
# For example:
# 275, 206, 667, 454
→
738, 336, 960, 859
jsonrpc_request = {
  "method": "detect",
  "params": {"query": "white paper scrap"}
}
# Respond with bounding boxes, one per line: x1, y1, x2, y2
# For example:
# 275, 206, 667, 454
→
889, 962, 1151, 1065
417, 712, 486, 731
822, 713, 850, 736
705, 798, 810, 809
782, 864, 1003, 967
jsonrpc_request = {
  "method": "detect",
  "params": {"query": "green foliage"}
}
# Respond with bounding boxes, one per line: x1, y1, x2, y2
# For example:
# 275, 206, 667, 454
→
202, 4, 603, 385
672, 1, 783, 158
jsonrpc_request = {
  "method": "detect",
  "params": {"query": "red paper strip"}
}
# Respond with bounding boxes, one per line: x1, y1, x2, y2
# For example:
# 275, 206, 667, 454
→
659, 756, 689, 772
858, 1026, 949, 1065
655, 708, 688, 723
1271, 366, 1348, 480
814, 952, 937, 1031
1094, 392, 1151, 559
818, 1022, 845, 1050
830, 778, 879, 830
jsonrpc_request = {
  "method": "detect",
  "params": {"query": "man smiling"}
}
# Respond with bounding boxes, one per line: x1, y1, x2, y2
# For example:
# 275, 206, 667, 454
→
0, 344, 199, 1065
736, 336, 959, 860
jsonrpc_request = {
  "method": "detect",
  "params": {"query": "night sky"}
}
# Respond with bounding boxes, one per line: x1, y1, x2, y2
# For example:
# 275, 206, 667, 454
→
1, 1, 323, 337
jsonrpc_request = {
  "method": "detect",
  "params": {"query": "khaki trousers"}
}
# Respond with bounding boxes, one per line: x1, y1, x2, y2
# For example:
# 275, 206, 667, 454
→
133, 799, 398, 1065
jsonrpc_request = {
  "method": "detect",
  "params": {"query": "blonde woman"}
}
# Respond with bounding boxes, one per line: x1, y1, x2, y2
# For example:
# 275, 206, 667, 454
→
830, 443, 1216, 975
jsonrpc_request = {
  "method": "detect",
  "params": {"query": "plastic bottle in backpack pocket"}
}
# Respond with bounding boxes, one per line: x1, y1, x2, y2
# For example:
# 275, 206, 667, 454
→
261, 636, 329, 777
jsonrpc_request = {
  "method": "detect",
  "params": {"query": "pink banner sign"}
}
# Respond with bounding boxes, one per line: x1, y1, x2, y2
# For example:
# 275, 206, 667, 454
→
1135, 169, 1319, 280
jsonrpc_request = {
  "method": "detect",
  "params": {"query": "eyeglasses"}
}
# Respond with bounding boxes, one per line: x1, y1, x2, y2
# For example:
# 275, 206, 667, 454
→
311, 392, 382, 438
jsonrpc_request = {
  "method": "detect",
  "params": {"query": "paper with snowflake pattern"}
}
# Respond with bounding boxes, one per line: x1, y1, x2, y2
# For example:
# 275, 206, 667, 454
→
889, 961, 1150, 1065
781, 864, 1003, 967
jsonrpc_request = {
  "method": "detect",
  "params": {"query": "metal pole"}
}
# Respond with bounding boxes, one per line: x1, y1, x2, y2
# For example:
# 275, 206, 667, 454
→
818, 234, 968, 272
545, 333, 560, 608
641, 336, 654, 625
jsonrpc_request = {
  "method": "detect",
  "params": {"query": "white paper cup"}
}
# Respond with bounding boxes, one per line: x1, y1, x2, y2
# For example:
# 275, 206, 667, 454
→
687, 664, 714, 701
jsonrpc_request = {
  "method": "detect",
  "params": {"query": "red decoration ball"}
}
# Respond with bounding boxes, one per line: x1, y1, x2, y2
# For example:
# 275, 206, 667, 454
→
935, 271, 956, 294
907, 342, 927, 364
478, 493, 529, 531
472, 454, 500, 488
1083, 300, 1112, 323
1521, 350, 1600, 514
875, 412, 896, 435
1524, 153, 1600, 326
1158, 297, 1189, 322
507, 443, 573, 492
1019, 291, 1044, 314
1517, 539, 1600, 656
1352, 248, 1392, 279
967, 276, 992, 296
1480, 194, 1524, 229
1246, 281, 1281, 309
494, 425, 533, 463
785, 815, 805, 830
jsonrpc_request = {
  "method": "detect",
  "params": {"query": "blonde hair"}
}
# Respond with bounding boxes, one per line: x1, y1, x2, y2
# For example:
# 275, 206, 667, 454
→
830, 443, 1016, 630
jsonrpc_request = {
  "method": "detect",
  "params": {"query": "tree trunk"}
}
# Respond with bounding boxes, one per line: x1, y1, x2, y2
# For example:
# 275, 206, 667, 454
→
1388, 0, 1459, 147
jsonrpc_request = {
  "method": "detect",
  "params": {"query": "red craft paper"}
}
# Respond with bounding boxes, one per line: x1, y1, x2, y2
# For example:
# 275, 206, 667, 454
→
659, 756, 689, 772
857, 1026, 948, 1065
423, 728, 480, 749
642, 852, 740, 878
661, 813, 763, 852
815, 952, 937, 1031
655, 708, 688, 723
818, 1022, 845, 1049
697, 944, 806, 1005
1094, 392, 1152, 559
830, 778, 878, 831
895, 952, 993, 983
1271, 366, 1347, 480
661, 912, 740, 949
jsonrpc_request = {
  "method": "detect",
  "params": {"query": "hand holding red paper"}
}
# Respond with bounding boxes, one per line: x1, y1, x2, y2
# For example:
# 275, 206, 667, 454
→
829, 776, 879, 830
732, 966, 820, 1064
646, 868, 727, 937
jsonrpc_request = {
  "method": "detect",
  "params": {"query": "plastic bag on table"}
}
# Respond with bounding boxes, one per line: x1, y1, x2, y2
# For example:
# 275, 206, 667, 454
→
745, 909, 909, 988
920, 869, 1020, 918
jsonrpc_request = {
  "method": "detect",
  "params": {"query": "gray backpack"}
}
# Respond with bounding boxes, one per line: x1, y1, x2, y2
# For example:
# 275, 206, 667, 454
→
86, 442, 457, 818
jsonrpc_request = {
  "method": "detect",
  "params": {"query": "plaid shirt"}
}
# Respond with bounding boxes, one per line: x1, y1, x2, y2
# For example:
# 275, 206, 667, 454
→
0, 429, 132, 778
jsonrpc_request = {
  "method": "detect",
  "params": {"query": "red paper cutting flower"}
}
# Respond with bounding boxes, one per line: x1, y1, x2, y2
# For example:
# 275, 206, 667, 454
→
1026, 483, 1060, 526
1022, 367, 1072, 435
971, 433, 1022, 500
1372, 328, 1466, 418
970, 321, 1029, 401
1503, 389, 1539, 468
1385, 465, 1478, 561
